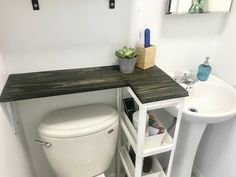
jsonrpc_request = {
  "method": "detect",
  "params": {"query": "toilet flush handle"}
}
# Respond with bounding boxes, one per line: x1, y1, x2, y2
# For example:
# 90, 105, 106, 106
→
35, 140, 52, 148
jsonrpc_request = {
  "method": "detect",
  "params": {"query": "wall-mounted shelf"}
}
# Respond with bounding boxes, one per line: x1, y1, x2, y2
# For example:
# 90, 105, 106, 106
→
0, 64, 188, 177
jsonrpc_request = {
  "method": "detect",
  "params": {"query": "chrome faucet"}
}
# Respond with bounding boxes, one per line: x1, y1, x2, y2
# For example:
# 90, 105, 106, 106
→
174, 70, 198, 85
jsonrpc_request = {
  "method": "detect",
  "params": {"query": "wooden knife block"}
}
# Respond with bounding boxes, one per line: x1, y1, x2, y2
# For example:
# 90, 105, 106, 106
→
136, 45, 156, 70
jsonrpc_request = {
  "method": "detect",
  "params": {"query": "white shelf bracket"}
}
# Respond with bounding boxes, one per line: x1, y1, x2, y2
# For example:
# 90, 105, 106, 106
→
1, 102, 20, 135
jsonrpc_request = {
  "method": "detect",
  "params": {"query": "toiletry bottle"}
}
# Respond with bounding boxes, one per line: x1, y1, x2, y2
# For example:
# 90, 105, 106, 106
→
197, 57, 212, 81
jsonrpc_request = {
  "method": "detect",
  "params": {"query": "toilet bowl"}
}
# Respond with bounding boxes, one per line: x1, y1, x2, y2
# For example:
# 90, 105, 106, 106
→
37, 104, 119, 177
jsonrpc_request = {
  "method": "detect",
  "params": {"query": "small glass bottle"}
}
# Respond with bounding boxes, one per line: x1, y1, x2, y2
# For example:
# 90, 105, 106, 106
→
197, 57, 212, 81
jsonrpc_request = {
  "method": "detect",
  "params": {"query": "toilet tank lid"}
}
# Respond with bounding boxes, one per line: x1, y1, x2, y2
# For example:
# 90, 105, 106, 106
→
38, 104, 119, 138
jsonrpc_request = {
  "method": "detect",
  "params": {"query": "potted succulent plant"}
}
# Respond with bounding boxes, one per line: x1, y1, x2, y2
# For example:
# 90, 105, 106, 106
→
115, 47, 138, 73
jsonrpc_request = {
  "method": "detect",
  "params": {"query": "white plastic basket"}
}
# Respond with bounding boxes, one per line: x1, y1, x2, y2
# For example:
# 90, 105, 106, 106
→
123, 112, 167, 149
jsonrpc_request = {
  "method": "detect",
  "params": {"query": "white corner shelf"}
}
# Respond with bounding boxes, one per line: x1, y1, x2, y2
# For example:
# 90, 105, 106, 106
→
119, 146, 167, 177
120, 111, 175, 157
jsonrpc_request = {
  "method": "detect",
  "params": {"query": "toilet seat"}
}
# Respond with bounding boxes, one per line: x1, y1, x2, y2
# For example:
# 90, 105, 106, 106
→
96, 173, 105, 177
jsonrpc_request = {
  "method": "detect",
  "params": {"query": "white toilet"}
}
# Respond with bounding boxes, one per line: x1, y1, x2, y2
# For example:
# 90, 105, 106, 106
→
37, 104, 119, 177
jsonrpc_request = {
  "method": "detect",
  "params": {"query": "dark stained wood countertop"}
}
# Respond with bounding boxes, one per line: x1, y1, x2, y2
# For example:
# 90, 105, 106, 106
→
0, 65, 188, 103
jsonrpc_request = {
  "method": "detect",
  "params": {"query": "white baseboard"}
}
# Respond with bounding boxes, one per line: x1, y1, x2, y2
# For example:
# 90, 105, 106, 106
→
193, 165, 204, 177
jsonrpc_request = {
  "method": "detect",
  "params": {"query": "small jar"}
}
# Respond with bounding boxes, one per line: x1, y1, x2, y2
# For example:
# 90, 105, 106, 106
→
133, 111, 149, 136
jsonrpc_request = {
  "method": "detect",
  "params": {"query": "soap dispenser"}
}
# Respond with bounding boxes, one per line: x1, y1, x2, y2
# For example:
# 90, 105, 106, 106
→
197, 57, 212, 81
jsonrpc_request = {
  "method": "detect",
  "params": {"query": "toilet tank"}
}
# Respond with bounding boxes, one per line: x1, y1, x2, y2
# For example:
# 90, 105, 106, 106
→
38, 104, 119, 177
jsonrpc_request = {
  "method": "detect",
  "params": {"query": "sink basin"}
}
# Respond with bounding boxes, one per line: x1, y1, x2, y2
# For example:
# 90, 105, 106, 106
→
166, 75, 236, 177
167, 75, 236, 123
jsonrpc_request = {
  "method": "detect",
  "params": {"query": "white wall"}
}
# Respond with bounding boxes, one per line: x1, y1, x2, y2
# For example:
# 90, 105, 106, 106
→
127, 0, 225, 74
0, 50, 34, 177
0, 0, 131, 73
158, 13, 223, 73
0, 50, 8, 98
0, 0, 131, 176
194, 2, 236, 177
0, 0, 226, 74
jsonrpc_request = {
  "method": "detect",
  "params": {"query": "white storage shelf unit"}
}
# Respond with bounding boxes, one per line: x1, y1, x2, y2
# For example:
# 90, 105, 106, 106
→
117, 87, 185, 177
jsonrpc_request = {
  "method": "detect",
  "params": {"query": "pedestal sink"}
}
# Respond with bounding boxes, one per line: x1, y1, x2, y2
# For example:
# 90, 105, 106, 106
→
165, 75, 236, 177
